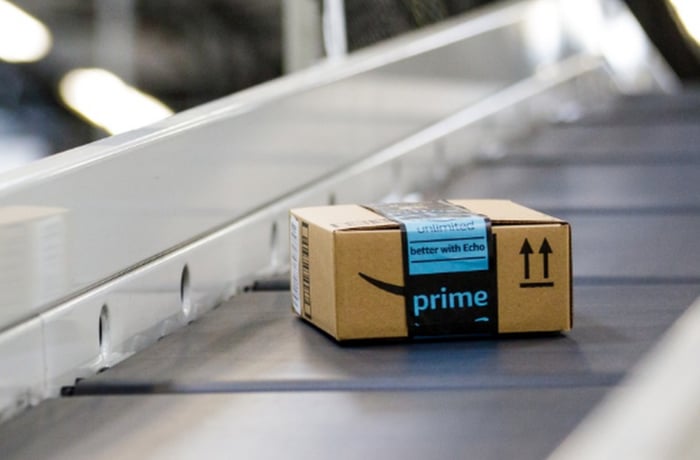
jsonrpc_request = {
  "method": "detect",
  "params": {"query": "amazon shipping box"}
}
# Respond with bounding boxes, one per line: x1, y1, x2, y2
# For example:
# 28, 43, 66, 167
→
289, 200, 571, 341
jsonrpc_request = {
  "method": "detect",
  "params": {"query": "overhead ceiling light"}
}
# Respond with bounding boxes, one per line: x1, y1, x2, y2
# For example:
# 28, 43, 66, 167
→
59, 68, 174, 135
667, 0, 700, 46
0, 0, 52, 63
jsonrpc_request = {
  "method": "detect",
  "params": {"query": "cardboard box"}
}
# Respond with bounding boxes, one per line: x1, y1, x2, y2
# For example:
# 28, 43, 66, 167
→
290, 200, 571, 341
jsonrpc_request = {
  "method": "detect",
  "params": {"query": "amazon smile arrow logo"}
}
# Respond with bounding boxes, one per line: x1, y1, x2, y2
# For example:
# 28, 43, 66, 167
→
358, 272, 404, 296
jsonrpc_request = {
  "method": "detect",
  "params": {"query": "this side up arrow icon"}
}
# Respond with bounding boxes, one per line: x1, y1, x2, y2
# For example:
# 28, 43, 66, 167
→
539, 238, 552, 279
519, 237, 555, 288
519, 238, 533, 279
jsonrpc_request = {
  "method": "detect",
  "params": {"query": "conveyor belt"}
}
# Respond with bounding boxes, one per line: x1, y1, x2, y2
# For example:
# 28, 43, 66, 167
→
1, 94, 699, 459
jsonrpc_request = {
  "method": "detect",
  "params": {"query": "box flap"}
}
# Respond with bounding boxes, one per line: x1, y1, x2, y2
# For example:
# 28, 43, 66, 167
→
449, 199, 563, 224
291, 204, 396, 232
291, 200, 564, 232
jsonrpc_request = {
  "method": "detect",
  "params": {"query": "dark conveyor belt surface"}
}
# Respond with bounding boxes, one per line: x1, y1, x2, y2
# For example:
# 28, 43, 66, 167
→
2, 94, 700, 460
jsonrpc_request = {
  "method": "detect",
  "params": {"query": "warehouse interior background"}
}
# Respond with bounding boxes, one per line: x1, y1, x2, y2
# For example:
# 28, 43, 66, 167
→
1, 1, 700, 457
0, 0, 698, 174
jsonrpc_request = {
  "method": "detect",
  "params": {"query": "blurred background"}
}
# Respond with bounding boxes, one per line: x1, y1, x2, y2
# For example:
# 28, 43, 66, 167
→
0, 0, 698, 173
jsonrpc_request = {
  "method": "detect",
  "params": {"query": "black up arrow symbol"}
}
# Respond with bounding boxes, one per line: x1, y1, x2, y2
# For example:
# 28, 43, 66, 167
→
540, 238, 552, 279
520, 239, 533, 279
519, 238, 555, 288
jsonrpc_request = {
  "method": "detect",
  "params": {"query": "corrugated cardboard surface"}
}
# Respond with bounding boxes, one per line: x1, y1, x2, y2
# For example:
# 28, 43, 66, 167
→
335, 229, 407, 339
492, 224, 571, 333
291, 200, 571, 341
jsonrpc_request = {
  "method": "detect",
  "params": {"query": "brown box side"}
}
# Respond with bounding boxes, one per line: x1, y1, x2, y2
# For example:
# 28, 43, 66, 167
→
334, 229, 407, 340
493, 223, 571, 333
294, 216, 339, 338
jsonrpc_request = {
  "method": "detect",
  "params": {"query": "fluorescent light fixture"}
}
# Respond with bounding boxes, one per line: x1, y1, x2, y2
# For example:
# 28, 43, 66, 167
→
0, 0, 52, 63
668, 0, 700, 46
59, 68, 174, 135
